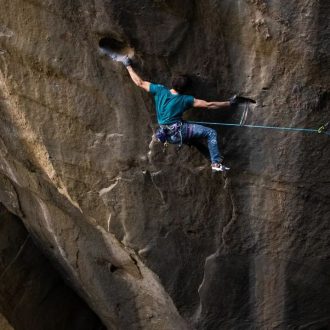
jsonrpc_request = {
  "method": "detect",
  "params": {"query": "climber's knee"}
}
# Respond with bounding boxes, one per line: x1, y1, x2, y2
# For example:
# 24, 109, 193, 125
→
208, 128, 217, 139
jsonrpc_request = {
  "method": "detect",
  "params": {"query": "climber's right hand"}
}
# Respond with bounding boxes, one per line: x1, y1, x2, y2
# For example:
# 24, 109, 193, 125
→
229, 95, 238, 106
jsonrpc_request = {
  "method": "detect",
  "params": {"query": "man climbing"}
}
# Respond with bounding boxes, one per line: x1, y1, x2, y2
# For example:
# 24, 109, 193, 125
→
120, 57, 233, 172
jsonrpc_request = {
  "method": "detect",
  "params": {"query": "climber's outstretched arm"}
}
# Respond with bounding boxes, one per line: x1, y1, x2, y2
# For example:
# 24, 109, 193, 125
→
126, 66, 151, 92
193, 99, 230, 109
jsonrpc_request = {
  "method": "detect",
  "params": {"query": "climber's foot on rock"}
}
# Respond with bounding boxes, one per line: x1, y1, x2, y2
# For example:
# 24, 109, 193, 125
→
211, 163, 230, 172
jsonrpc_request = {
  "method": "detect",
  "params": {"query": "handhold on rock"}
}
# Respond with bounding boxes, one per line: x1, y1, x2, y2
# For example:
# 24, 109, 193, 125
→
99, 37, 134, 66
229, 95, 256, 106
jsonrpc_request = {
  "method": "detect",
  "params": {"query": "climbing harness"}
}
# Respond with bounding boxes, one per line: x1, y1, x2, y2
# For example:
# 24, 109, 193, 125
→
156, 121, 184, 149
155, 126, 168, 143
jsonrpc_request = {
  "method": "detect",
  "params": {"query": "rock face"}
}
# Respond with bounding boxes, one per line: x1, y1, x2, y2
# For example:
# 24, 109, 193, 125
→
0, 313, 13, 330
0, 0, 329, 329
0, 204, 105, 330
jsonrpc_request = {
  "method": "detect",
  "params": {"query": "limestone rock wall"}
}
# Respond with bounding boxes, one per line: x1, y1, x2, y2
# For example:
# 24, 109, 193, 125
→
0, 204, 105, 330
0, 313, 13, 330
0, 1, 329, 329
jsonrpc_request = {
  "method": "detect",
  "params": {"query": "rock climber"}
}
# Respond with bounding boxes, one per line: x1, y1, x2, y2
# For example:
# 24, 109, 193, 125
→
118, 56, 236, 172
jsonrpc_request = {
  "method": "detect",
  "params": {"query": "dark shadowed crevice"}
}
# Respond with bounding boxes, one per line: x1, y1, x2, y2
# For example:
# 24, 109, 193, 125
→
109, 264, 119, 273
0, 203, 106, 330
99, 37, 126, 53
99, 36, 134, 57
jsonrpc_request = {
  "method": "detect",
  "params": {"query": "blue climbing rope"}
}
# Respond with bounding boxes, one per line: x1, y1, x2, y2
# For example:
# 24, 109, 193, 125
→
187, 121, 330, 136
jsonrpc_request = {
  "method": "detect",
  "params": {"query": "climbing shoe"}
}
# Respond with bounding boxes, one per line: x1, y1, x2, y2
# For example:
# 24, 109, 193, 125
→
211, 163, 230, 172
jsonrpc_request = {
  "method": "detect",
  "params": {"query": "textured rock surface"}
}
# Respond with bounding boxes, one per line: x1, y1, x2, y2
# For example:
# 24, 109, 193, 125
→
0, 0, 329, 329
0, 313, 13, 330
0, 204, 105, 330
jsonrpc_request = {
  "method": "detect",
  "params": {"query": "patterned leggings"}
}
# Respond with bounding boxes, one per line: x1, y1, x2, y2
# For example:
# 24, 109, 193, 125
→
167, 122, 222, 163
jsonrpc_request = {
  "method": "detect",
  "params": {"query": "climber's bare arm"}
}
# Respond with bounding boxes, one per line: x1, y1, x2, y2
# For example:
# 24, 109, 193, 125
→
193, 99, 230, 109
126, 66, 151, 92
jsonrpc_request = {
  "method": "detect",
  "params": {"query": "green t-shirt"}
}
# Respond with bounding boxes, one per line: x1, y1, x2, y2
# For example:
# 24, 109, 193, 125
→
150, 83, 194, 125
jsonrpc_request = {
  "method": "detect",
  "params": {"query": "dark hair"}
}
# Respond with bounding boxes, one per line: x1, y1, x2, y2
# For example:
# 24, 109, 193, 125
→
171, 74, 191, 94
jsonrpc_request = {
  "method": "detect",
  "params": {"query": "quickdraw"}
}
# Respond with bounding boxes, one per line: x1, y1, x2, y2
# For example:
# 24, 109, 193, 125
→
239, 102, 249, 126
318, 122, 329, 134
